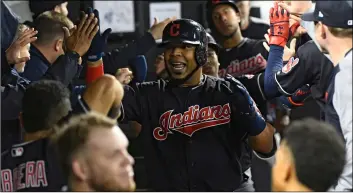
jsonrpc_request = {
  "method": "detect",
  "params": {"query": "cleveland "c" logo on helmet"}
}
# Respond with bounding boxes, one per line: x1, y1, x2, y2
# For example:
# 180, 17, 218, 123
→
170, 24, 180, 36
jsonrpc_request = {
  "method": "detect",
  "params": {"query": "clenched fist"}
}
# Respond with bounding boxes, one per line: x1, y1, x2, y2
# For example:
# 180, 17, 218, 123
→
115, 68, 134, 85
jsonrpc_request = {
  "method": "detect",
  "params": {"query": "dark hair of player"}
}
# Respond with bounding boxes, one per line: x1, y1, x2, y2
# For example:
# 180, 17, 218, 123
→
283, 118, 346, 191
22, 80, 71, 133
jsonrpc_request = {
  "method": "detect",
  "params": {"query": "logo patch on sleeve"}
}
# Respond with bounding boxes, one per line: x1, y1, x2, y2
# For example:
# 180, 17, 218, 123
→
282, 57, 299, 74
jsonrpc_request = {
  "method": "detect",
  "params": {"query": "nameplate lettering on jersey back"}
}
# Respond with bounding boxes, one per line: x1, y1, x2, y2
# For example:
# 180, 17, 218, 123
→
218, 53, 266, 77
1, 160, 48, 192
153, 104, 231, 140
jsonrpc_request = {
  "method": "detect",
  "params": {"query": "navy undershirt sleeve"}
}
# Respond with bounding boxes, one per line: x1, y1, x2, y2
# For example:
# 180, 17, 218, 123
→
264, 45, 284, 99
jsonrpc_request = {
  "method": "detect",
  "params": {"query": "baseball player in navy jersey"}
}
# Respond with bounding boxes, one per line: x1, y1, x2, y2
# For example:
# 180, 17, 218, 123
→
0, 72, 124, 192
88, 18, 276, 191
205, 0, 306, 127
206, 0, 270, 78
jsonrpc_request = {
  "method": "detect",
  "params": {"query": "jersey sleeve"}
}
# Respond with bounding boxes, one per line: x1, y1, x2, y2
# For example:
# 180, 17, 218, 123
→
274, 41, 317, 95
237, 73, 266, 105
226, 75, 267, 136
119, 84, 142, 123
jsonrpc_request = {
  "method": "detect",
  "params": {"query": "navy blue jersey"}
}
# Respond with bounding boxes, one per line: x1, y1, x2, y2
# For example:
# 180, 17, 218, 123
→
120, 75, 265, 191
218, 38, 269, 78
1, 138, 66, 192
274, 41, 333, 112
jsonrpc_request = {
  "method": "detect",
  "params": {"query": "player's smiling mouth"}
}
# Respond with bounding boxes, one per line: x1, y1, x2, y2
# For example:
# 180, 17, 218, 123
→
170, 62, 186, 73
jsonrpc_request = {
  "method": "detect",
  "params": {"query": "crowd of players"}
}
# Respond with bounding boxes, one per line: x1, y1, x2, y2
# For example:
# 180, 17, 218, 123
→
1, 0, 352, 192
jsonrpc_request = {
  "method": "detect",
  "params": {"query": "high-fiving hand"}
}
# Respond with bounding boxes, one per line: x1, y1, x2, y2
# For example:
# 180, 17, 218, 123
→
63, 11, 99, 57
263, 32, 297, 61
86, 7, 112, 62
149, 17, 177, 40
269, 2, 293, 47
277, 1, 313, 37
5, 28, 37, 65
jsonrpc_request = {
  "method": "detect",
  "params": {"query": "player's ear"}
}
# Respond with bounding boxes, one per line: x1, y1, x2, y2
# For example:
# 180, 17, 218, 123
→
319, 22, 327, 39
55, 38, 64, 52
72, 159, 88, 181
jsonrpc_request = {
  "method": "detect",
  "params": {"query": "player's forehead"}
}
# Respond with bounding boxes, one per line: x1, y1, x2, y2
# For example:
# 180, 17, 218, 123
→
86, 126, 128, 153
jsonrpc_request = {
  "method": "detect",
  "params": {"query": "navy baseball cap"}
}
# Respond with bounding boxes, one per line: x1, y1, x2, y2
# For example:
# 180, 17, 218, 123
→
301, 1, 353, 29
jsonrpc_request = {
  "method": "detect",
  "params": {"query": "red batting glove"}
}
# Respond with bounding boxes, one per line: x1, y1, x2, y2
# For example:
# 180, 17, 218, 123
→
269, 2, 291, 47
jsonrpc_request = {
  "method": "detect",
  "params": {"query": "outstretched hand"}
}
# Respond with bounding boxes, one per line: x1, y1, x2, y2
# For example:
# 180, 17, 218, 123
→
63, 11, 99, 57
277, 1, 312, 37
5, 28, 37, 65
86, 7, 112, 62
148, 16, 177, 40
268, 2, 291, 47
263, 32, 297, 61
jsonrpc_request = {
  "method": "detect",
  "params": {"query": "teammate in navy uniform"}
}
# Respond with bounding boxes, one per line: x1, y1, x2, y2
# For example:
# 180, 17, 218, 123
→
1, 80, 69, 192
116, 19, 276, 191
207, 0, 270, 78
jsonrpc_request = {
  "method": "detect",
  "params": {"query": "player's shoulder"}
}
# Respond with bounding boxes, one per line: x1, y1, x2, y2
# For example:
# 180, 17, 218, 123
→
250, 16, 270, 26
297, 41, 332, 65
297, 40, 320, 56
243, 37, 266, 51
1, 138, 51, 163
221, 74, 249, 94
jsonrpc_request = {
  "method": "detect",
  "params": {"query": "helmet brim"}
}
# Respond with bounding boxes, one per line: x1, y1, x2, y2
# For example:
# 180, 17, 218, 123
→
159, 39, 201, 48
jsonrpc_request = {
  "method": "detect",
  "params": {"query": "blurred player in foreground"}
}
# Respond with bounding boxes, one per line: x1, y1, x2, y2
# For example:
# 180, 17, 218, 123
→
53, 113, 135, 192
272, 118, 346, 192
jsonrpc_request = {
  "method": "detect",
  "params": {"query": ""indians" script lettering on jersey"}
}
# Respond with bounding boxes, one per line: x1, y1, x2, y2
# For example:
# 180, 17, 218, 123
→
218, 53, 266, 77
1, 160, 47, 192
153, 104, 231, 140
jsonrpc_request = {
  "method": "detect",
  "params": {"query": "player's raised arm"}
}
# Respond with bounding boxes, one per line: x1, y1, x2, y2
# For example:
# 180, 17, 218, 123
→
227, 75, 275, 154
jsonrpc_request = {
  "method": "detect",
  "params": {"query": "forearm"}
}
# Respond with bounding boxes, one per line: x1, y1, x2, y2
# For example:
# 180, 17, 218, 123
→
102, 32, 156, 74
264, 45, 285, 99
249, 123, 275, 154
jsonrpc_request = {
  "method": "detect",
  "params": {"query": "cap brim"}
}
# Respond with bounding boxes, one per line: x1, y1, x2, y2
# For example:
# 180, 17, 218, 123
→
301, 11, 317, 22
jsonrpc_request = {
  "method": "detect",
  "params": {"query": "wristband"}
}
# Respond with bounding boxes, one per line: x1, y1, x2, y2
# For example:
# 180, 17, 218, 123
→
248, 112, 267, 136
86, 63, 104, 84
87, 52, 103, 62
